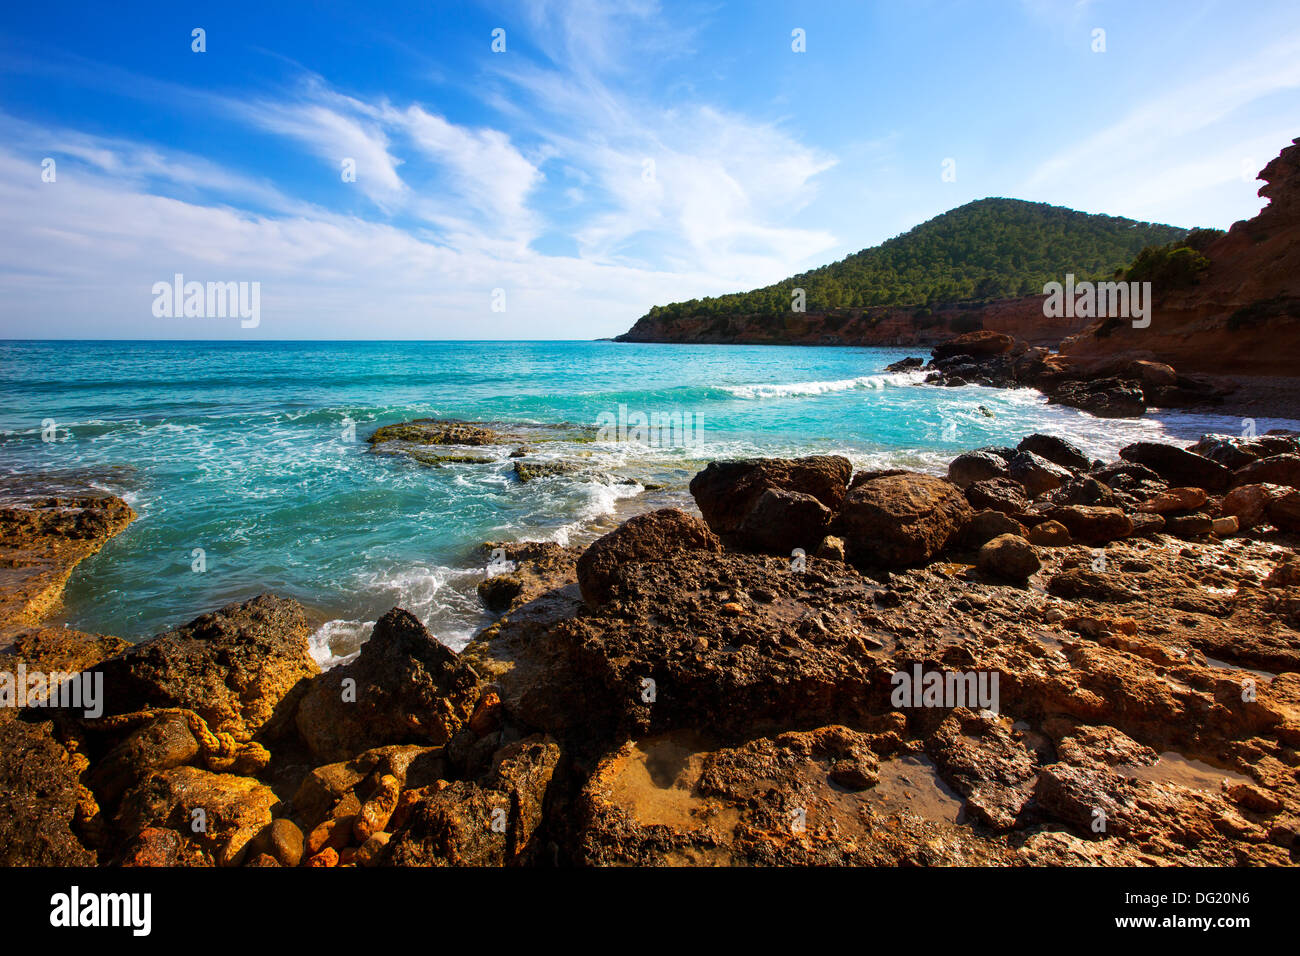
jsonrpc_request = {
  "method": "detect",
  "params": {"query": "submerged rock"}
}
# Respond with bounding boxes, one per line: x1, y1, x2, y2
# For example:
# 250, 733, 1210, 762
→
368, 419, 500, 446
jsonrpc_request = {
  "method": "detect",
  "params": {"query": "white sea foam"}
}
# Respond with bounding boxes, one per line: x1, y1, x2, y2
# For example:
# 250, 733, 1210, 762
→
721, 369, 929, 399
309, 561, 495, 667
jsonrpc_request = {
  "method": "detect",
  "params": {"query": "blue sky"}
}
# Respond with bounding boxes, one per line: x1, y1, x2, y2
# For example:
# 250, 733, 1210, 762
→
1, 0, 1297, 339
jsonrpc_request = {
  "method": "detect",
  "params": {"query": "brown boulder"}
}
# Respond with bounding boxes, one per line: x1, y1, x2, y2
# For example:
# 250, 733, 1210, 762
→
1232, 454, 1300, 490
1043, 506, 1133, 545
1017, 434, 1091, 471
576, 508, 721, 606
965, 477, 1030, 515
1134, 487, 1209, 514
1007, 451, 1072, 497
1119, 442, 1230, 491
1268, 490, 1300, 532
688, 456, 852, 548
839, 473, 973, 566
947, 451, 1011, 489
735, 487, 834, 554
116, 765, 279, 867
1221, 483, 1291, 530
1027, 520, 1071, 546
977, 534, 1041, 582
961, 510, 1029, 548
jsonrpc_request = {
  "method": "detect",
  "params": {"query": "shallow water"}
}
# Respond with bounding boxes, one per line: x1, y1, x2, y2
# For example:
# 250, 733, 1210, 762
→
1117, 751, 1252, 792
2, 339, 1294, 653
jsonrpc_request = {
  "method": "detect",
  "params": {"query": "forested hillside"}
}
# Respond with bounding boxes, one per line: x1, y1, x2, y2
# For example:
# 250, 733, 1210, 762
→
631, 198, 1190, 325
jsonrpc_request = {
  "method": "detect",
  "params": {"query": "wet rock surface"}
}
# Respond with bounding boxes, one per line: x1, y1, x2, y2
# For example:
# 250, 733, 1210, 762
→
0, 494, 136, 635
4, 434, 1300, 868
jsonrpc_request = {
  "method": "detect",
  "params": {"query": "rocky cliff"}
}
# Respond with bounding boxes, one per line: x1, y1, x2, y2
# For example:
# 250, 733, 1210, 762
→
1059, 137, 1300, 376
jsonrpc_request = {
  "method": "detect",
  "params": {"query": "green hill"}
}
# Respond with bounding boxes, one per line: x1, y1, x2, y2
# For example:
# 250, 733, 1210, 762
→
630, 198, 1191, 325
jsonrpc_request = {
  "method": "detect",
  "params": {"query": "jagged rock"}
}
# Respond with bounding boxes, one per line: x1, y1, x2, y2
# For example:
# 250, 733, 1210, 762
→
0, 717, 98, 865
1017, 434, 1090, 471
368, 419, 500, 446
965, 477, 1030, 516
476, 541, 579, 613
839, 473, 972, 567
385, 736, 560, 866
295, 608, 479, 763
932, 331, 1015, 361
115, 765, 279, 867
0, 494, 136, 632
1190, 434, 1299, 470
1048, 378, 1146, 418
1040, 476, 1119, 509
885, 357, 924, 372
74, 594, 318, 743
116, 826, 212, 867
928, 713, 1037, 830
814, 535, 847, 562
513, 460, 582, 483
577, 509, 721, 606
1090, 461, 1165, 489
1119, 442, 1231, 491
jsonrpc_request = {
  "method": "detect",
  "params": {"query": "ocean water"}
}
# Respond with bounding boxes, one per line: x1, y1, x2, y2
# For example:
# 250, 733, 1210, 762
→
0, 340, 1287, 661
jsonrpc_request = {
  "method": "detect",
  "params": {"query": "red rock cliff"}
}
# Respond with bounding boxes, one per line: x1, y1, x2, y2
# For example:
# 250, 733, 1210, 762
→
1059, 136, 1300, 375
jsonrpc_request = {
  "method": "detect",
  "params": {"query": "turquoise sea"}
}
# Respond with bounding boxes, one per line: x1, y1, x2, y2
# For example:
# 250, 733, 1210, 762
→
0, 340, 1283, 663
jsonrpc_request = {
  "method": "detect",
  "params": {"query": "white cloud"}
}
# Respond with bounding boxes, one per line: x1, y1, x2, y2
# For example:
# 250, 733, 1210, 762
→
392, 104, 542, 241
0, 0, 843, 337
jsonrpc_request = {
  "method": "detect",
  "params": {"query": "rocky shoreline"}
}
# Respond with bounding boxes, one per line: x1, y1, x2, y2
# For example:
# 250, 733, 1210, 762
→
3, 423, 1299, 867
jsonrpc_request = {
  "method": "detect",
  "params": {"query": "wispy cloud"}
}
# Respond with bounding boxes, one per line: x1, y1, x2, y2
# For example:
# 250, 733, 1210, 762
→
1019, 33, 1300, 221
